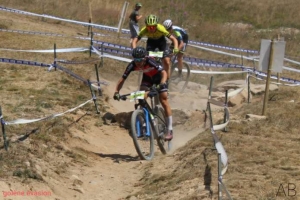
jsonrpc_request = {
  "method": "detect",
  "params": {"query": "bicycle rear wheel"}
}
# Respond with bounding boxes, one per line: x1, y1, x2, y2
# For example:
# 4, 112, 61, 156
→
170, 62, 190, 93
130, 109, 154, 160
154, 105, 168, 154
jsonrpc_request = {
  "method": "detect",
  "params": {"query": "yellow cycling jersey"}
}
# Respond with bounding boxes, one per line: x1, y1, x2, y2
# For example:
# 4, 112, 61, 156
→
138, 24, 171, 40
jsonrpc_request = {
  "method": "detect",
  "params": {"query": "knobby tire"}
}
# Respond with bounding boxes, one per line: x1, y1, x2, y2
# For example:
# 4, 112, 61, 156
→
130, 109, 154, 160
154, 105, 168, 154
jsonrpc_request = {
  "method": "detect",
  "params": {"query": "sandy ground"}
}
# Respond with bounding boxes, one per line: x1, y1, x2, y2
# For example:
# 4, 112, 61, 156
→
0, 75, 211, 200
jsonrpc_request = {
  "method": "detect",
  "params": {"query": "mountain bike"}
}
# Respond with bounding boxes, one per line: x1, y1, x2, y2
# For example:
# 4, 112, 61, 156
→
119, 86, 170, 160
148, 50, 190, 93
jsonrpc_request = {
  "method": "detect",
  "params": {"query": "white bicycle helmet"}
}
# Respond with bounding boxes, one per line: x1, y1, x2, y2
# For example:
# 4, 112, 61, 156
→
163, 19, 173, 30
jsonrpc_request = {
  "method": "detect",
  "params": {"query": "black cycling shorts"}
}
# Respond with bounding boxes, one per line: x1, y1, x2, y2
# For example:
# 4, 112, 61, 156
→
140, 73, 168, 93
146, 36, 167, 52
183, 35, 189, 44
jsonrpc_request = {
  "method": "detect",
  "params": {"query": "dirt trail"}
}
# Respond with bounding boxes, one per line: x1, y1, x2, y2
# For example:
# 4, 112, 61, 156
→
65, 125, 144, 200
62, 117, 203, 200
0, 76, 207, 200
61, 79, 206, 200
55, 79, 205, 200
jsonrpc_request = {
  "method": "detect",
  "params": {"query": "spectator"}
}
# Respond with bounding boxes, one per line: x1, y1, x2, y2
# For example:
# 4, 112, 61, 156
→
129, 3, 143, 47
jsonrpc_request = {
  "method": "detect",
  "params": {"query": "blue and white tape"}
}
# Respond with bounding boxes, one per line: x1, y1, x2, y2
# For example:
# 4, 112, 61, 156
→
1, 6, 300, 85
0, 47, 89, 53
0, 6, 130, 34
189, 40, 259, 54
0, 6, 257, 54
0, 28, 90, 40
0, 57, 109, 87
2, 4, 299, 63
92, 46, 132, 63
56, 58, 101, 64
93, 46, 300, 84
3, 26, 300, 71
190, 44, 300, 73
0, 58, 50, 67
249, 74, 300, 86
4, 99, 93, 125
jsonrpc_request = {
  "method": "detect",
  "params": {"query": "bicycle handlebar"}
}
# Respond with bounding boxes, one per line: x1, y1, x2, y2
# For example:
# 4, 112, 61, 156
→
118, 85, 158, 101
119, 94, 129, 101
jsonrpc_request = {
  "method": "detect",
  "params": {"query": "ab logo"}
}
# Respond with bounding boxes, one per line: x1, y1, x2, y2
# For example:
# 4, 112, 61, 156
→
276, 183, 296, 197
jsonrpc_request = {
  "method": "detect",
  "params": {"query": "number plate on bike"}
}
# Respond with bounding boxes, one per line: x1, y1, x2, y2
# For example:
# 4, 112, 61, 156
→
129, 91, 145, 102
148, 51, 163, 58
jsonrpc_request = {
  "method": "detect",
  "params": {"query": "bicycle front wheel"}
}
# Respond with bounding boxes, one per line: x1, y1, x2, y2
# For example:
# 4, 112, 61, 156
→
154, 105, 168, 154
130, 109, 155, 160
170, 62, 190, 93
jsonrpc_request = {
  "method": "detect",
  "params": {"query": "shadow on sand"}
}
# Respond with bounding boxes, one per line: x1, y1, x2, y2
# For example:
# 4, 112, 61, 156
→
94, 152, 139, 163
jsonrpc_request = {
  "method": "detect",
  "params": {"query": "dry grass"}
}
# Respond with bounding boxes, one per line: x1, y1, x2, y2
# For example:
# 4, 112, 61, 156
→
3, 0, 300, 55
129, 87, 300, 199
0, 10, 109, 184
1, 1, 300, 199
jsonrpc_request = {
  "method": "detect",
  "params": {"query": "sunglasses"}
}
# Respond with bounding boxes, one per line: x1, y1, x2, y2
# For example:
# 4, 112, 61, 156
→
146, 25, 157, 31
134, 58, 144, 62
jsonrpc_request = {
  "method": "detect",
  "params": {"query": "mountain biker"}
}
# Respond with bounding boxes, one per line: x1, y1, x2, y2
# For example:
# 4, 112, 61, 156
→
113, 47, 174, 140
131, 14, 179, 81
163, 19, 189, 79
129, 3, 143, 47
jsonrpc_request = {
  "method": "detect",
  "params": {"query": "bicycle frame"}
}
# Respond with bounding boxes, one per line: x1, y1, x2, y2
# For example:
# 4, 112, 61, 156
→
122, 87, 166, 137
119, 87, 169, 159
135, 97, 165, 139
136, 107, 151, 137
